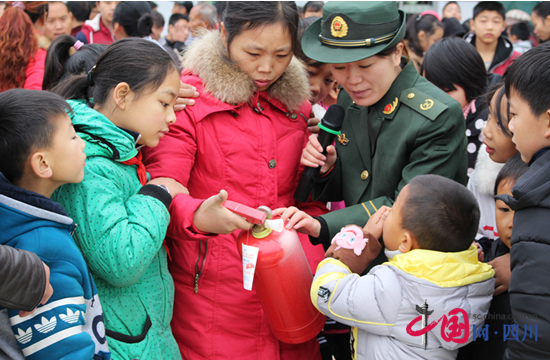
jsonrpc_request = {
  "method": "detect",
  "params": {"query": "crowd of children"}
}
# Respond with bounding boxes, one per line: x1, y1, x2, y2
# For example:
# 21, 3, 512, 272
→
1, 1, 550, 360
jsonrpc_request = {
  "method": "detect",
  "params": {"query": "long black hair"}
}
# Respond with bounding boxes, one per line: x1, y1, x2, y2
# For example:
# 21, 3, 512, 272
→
51, 38, 178, 106
223, 2, 300, 55
43, 35, 106, 90
423, 37, 487, 103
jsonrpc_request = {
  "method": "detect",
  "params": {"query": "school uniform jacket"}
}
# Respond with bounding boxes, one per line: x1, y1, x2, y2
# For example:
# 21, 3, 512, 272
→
464, 33, 520, 76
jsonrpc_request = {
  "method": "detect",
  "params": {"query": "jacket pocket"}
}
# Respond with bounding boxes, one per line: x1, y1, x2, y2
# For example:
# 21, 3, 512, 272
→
106, 315, 152, 344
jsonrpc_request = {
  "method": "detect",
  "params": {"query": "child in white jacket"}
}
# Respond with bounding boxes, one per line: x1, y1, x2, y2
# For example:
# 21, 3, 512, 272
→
311, 174, 495, 360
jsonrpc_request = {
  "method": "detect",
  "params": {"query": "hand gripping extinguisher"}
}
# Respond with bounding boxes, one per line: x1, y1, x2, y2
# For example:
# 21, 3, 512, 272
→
226, 200, 326, 344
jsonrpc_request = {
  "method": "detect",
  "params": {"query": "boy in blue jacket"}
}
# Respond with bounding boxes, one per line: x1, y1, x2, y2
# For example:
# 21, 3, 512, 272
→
0, 89, 110, 360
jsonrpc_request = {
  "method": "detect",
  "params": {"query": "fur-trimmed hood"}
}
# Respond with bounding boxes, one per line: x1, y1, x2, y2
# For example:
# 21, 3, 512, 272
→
182, 30, 310, 111
471, 144, 504, 196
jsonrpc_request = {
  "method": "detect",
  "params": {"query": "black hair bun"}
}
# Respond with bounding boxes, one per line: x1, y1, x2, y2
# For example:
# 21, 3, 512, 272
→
137, 13, 153, 37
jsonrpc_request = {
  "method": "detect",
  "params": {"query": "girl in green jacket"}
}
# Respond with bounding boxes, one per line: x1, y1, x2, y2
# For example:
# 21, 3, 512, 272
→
52, 38, 187, 360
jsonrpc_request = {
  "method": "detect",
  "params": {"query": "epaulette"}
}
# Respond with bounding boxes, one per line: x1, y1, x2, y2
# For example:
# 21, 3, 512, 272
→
399, 88, 448, 121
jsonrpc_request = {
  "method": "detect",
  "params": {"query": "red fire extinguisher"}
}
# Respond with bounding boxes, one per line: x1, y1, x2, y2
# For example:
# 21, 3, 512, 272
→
226, 201, 326, 344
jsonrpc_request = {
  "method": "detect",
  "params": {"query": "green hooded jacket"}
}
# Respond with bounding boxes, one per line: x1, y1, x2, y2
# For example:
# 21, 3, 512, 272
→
52, 100, 181, 360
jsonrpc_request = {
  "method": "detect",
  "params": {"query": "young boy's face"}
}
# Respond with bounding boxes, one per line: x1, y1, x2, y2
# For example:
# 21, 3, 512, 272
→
306, 62, 336, 106
42, 114, 87, 186
97, 1, 118, 26
443, 3, 461, 22
382, 185, 409, 252
495, 179, 515, 248
470, 10, 506, 46
508, 88, 550, 163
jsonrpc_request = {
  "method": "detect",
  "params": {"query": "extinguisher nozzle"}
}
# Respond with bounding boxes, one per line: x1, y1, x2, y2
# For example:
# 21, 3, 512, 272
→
264, 219, 284, 233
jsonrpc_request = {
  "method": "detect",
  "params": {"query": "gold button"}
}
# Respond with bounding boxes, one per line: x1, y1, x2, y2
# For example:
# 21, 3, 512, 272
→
290, 113, 298, 120
408, 93, 415, 99
268, 159, 277, 169
361, 170, 368, 180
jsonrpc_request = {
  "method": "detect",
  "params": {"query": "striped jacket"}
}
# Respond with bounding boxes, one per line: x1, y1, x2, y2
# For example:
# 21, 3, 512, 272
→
0, 173, 110, 360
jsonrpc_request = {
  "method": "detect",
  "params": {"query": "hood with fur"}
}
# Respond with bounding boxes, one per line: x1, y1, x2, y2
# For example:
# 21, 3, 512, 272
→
471, 144, 504, 196
182, 30, 310, 111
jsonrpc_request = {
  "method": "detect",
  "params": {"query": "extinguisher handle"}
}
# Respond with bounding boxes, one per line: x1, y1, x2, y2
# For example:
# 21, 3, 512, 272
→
223, 200, 267, 225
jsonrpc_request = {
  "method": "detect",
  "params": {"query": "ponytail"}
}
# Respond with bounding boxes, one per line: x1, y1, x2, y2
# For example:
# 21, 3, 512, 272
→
52, 38, 178, 106
136, 13, 154, 37
404, 13, 443, 57
43, 35, 106, 90
51, 73, 92, 101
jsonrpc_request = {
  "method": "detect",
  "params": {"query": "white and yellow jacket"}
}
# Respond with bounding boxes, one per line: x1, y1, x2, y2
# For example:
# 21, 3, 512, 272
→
311, 245, 494, 360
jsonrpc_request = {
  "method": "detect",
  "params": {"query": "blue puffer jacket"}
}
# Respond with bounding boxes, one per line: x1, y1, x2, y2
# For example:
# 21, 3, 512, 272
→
0, 173, 110, 360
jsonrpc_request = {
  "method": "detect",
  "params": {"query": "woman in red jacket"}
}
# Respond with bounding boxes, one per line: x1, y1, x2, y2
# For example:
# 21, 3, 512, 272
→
0, 1, 48, 92
143, 2, 325, 359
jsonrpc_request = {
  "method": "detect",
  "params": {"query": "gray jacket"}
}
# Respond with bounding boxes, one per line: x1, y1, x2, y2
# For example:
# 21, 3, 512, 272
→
0, 245, 45, 311
0, 246, 45, 360
312, 246, 494, 360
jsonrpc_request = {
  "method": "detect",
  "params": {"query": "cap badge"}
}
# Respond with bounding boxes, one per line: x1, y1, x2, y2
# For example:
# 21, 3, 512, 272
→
420, 99, 434, 111
383, 97, 398, 115
331, 16, 348, 38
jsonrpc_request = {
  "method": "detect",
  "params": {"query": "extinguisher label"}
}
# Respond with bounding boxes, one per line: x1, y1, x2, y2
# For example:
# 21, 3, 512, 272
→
242, 244, 259, 291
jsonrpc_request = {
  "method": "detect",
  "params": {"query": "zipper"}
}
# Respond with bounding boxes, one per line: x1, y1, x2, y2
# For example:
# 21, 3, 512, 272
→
71, 223, 95, 307
193, 239, 209, 293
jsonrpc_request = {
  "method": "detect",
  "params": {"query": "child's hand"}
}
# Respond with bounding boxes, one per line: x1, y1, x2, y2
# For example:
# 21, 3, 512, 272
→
174, 81, 199, 111
19, 263, 53, 317
474, 242, 484, 262
307, 117, 320, 134
148, 177, 189, 198
272, 207, 321, 237
488, 252, 511, 296
301, 134, 337, 174
363, 206, 391, 239
193, 190, 253, 234
325, 228, 382, 274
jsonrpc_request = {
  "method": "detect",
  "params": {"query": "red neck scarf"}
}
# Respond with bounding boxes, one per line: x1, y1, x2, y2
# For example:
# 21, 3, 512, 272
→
121, 150, 147, 185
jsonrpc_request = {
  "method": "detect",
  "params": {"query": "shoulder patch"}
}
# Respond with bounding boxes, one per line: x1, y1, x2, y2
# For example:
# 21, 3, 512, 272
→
399, 88, 448, 121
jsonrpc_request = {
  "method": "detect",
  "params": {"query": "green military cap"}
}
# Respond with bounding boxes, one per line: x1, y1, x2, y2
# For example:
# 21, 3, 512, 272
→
301, 1, 406, 64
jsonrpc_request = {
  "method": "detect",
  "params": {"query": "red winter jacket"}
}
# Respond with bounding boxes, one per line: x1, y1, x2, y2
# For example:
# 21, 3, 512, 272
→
23, 48, 46, 90
77, 14, 114, 45
144, 31, 326, 360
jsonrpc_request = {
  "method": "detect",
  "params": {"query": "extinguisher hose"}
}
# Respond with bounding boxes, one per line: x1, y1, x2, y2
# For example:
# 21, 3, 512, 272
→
194, 239, 209, 293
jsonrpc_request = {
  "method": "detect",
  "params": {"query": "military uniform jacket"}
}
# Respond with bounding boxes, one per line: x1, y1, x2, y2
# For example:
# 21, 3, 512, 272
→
314, 61, 468, 241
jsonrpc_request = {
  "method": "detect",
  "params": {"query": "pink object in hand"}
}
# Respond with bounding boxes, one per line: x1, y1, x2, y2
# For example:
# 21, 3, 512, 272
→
331, 225, 368, 256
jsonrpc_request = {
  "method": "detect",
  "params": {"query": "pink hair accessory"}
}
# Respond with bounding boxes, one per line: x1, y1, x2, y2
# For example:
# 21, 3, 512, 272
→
418, 10, 442, 22
74, 40, 84, 51
12, 1, 25, 10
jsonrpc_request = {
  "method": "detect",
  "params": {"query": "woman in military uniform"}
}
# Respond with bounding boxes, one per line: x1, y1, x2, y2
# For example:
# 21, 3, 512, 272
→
278, 1, 468, 256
